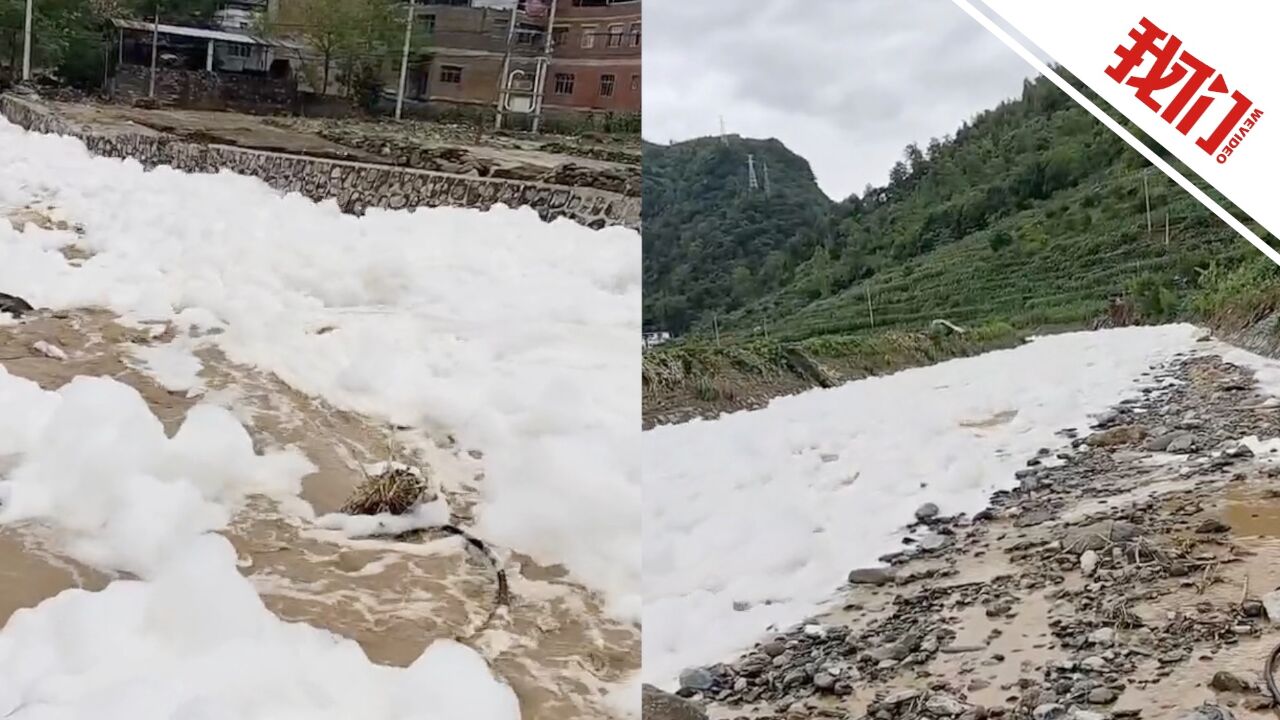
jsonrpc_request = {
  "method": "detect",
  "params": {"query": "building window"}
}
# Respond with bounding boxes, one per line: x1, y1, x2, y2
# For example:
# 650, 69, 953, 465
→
607, 24, 624, 47
629, 22, 640, 46
630, 74, 639, 91
580, 25, 596, 48
515, 26, 543, 45
226, 43, 251, 58
554, 73, 575, 95
418, 13, 436, 33
551, 25, 568, 47
439, 65, 462, 84
600, 73, 615, 97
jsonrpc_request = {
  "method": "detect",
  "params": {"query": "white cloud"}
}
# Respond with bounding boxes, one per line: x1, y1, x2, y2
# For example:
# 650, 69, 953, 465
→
642, 0, 1039, 199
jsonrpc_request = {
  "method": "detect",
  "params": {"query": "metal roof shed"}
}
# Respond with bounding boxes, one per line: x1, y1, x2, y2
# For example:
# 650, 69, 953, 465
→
109, 18, 302, 71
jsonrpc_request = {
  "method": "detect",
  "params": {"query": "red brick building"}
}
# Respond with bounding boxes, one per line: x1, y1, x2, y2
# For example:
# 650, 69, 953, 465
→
402, 3, 539, 109
273, 0, 639, 124
410, 0, 640, 123
542, 0, 641, 115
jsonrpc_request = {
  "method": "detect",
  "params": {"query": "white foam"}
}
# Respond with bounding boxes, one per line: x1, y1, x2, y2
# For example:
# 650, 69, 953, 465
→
130, 341, 205, 394
316, 499, 452, 539
0, 118, 639, 615
0, 117, 638, 716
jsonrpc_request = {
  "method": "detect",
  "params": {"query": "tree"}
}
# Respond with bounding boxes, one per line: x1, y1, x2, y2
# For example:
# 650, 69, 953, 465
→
120, 0, 224, 24
730, 266, 755, 304
0, 0, 222, 85
643, 73, 1253, 348
988, 229, 1013, 252
265, 0, 400, 97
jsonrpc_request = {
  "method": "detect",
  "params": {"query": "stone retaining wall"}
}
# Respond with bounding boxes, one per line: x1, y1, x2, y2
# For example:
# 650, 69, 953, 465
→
112, 66, 299, 115
0, 94, 639, 230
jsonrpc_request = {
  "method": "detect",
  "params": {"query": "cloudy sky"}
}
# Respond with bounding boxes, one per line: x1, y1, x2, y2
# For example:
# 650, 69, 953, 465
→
643, 0, 1040, 200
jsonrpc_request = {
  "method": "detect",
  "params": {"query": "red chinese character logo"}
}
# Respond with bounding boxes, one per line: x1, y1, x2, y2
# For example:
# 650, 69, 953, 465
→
1106, 18, 1261, 162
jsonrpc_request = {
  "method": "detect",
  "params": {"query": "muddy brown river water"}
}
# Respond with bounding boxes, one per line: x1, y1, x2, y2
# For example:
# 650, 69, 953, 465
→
0, 305, 638, 719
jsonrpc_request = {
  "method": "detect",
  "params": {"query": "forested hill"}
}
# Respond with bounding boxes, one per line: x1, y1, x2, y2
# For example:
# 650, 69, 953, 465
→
641, 74, 1264, 340
642, 136, 834, 333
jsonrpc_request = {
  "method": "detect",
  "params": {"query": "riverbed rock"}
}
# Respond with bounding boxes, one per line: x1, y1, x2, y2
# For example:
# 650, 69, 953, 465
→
1179, 704, 1235, 720
643, 684, 709, 720
883, 689, 922, 706
1261, 590, 1280, 622
924, 693, 968, 716
1063, 520, 1140, 552
1080, 549, 1099, 577
1033, 703, 1067, 720
1080, 656, 1111, 673
1145, 430, 1183, 451
915, 502, 940, 522
0, 292, 33, 318
1087, 627, 1115, 646
1196, 518, 1231, 534
1167, 433, 1198, 453
918, 533, 952, 551
1088, 687, 1118, 704
1209, 670, 1258, 692
679, 667, 714, 691
848, 567, 896, 585
1089, 425, 1147, 447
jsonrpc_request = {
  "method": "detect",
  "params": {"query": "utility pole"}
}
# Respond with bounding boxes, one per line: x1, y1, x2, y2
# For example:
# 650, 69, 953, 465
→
1142, 173, 1152, 238
395, 0, 416, 120
21, 0, 32, 81
866, 287, 875, 328
747, 154, 759, 192
530, 0, 557, 134
712, 313, 720, 346
761, 157, 771, 195
1164, 209, 1170, 247
149, 0, 160, 98
493, 1, 519, 130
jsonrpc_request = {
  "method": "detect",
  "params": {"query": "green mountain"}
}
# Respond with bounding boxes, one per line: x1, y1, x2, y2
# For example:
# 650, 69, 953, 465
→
642, 136, 834, 333
642, 74, 1270, 343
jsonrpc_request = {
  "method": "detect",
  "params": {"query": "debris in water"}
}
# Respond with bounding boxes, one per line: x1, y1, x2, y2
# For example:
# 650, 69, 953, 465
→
32, 340, 66, 360
0, 292, 33, 318
341, 464, 429, 516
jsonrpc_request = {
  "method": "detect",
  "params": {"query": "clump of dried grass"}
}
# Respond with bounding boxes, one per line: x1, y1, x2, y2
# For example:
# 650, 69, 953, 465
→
341, 465, 427, 515
340, 436, 430, 516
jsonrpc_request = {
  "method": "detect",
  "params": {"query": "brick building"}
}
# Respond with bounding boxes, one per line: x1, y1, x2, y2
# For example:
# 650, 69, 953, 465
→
405, 2, 541, 109
541, 0, 641, 115
414, 0, 640, 120
268, 0, 640, 123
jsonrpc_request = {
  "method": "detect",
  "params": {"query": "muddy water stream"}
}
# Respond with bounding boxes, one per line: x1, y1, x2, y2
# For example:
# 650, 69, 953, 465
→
0, 307, 637, 719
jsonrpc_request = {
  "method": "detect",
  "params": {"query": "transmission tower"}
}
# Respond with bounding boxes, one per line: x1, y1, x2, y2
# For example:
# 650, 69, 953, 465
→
720, 116, 728, 145
761, 157, 772, 195
747, 154, 760, 191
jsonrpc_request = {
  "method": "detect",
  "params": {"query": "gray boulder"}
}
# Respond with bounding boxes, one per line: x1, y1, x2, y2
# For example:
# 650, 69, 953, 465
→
642, 684, 708, 720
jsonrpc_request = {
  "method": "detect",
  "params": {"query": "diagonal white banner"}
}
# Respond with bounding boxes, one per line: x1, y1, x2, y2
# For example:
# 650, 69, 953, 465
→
952, 0, 1280, 266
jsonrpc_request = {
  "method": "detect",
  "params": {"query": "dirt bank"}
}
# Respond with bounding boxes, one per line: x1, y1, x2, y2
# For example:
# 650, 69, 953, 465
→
642, 329, 1023, 429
